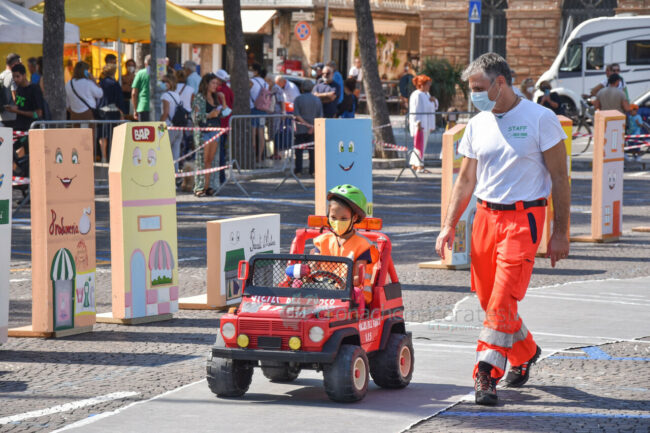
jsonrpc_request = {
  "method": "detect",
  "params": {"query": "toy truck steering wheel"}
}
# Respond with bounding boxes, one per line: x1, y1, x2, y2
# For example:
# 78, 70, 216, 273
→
306, 270, 345, 290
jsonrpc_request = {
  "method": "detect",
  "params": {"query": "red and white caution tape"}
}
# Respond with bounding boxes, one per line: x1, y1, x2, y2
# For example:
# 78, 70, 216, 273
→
168, 126, 228, 132
373, 123, 393, 131
625, 133, 650, 139
175, 164, 229, 178
292, 142, 314, 150
623, 141, 650, 151
572, 132, 592, 139
174, 130, 226, 164
12, 176, 30, 185
13, 130, 28, 138
381, 143, 409, 152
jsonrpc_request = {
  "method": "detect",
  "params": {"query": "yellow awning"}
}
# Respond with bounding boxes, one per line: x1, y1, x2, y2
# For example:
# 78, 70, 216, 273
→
32, 0, 225, 44
192, 10, 276, 34
331, 17, 406, 35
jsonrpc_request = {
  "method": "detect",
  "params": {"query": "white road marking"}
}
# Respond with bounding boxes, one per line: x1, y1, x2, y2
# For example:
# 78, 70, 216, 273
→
52, 381, 204, 432
525, 293, 650, 307
9, 278, 29, 283
630, 171, 649, 177
0, 392, 139, 425
178, 256, 203, 262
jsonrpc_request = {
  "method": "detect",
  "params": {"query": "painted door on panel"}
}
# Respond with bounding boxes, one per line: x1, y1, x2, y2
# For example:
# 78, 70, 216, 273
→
130, 250, 147, 318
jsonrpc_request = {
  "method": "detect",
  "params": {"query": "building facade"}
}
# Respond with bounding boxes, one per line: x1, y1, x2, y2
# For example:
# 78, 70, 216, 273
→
420, 0, 650, 84
172, 0, 422, 80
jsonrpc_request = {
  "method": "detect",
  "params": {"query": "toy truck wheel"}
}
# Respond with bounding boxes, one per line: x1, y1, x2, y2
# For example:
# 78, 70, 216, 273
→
370, 333, 414, 389
206, 334, 253, 397
323, 344, 369, 402
260, 361, 301, 382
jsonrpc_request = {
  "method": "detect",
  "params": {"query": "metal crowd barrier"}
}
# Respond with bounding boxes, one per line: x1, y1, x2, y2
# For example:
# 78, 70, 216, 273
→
217, 113, 304, 197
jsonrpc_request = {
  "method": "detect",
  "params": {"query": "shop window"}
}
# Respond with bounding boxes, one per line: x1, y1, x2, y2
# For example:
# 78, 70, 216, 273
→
398, 27, 420, 52
473, 0, 507, 60
562, 0, 617, 43
627, 40, 650, 65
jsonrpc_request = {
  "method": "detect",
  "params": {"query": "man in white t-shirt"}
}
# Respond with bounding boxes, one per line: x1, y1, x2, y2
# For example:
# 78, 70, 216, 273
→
435, 53, 570, 407
275, 76, 300, 104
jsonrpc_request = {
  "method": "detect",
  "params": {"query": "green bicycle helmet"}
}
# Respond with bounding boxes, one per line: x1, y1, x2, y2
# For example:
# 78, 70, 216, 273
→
327, 184, 367, 221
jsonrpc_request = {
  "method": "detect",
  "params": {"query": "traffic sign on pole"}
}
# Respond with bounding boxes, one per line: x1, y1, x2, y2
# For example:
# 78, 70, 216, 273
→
468, 1, 482, 24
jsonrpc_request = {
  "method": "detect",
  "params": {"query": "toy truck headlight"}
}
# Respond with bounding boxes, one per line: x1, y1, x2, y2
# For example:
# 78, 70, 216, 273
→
308, 326, 324, 343
221, 322, 236, 339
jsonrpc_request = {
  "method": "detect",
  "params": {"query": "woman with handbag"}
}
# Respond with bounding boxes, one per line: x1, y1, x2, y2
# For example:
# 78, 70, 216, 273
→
191, 73, 222, 197
65, 61, 103, 158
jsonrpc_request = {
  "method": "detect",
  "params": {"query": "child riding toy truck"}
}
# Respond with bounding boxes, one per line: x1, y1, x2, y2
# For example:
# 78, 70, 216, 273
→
206, 214, 413, 402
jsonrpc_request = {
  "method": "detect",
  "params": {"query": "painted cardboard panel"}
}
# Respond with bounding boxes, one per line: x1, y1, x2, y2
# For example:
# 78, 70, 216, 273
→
207, 214, 280, 307
591, 111, 625, 240
109, 123, 178, 319
315, 118, 373, 216
441, 124, 476, 266
0, 127, 12, 343
29, 129, 96, 333
537, 115, 572, 255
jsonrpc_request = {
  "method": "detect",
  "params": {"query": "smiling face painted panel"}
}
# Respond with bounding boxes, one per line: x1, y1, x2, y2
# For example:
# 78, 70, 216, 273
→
109, 123, 178, 320
323, 119, 373, 216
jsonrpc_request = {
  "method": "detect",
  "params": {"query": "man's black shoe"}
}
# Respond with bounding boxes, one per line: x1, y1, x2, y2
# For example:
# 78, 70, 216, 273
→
474, 370, 498, 406
503, 345, 542, 388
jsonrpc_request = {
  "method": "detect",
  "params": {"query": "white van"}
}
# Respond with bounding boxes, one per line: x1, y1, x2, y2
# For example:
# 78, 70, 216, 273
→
536, 15, 650, 117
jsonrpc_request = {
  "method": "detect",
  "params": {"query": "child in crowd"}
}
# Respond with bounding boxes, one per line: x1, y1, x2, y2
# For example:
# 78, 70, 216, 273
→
626, 104, 649, 161
337, 78, 358, 118
312, 185, 378, 304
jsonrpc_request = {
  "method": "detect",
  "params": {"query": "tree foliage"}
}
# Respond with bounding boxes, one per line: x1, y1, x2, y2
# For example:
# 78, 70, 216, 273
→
420, 57, 468, 112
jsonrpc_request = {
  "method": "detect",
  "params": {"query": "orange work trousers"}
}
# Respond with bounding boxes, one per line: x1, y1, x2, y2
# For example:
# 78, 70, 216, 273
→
470, 201, 546, 381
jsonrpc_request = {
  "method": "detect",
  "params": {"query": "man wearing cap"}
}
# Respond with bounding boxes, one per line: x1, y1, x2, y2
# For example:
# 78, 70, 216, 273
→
435, 53, 570, 406
0, 53, 21, 127
184, 61, 201, 94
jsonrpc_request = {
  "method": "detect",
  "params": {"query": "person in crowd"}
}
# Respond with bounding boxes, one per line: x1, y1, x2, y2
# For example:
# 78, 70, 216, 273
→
445, 107, 459, 131
191, 73, 222, 197
4, 63, 43, 132
591, 63, 628, 100
104, 53, 117, 66
267, 74, 288, 161
436, 52, 569, 407
65, 61, 103, 122
398, 63, 415, 114
408, 74, 438, 173
275, 75, 300, 105
511, 69, 525, 98
328, 61, 344, 105
27, 57, 40, 85
160, 73, 183, 171
249, 62, 268, 164
520, 77, 535, 101
312, 65, 341, 119
131, 55, 151, 121
337, 78, 358, 118
348, 57, 363, 88
0, 53, 21, 128
536, 80, 564, 115
184, 60, 201, 94
293, 80, 322, 176
211, 69, 233, 188
36, 57, 44, 92
174, 69, 195, 165
98, 63, 125, 162
311, 62, 324, 81
593, 74, 629, 114
626, 104, 648, 161
122, 58, 136, 115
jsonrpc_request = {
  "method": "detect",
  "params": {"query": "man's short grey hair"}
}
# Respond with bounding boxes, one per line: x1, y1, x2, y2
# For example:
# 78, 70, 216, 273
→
183, 60, 197, 72
301, 79, 315, 93
144, 54, 151, 66
462, 53, 512, 86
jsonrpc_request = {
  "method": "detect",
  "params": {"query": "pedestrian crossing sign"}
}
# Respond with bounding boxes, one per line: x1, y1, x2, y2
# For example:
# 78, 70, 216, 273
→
468, 1, 481, 23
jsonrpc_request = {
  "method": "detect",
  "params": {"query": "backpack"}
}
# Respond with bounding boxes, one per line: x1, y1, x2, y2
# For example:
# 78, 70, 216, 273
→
167, 91, 190, 127
252, 77, 274, 113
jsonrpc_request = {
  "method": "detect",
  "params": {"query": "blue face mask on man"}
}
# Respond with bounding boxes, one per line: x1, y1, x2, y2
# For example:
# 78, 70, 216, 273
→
471, 80, 500, 112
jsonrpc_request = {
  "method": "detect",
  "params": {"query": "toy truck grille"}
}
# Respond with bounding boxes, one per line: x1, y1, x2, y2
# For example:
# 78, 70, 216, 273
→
239, 319, 303, 350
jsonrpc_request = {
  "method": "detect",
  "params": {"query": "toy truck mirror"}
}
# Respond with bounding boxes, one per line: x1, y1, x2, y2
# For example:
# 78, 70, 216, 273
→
238, 260, 249, 281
